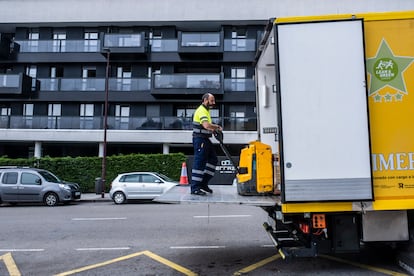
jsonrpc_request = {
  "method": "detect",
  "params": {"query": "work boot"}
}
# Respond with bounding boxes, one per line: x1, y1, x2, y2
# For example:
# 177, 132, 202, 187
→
201, 185, 213, 193
191, 190, 206, 196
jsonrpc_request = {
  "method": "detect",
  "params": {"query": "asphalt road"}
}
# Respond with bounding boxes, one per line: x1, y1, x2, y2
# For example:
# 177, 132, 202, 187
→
0, 200, 410, 276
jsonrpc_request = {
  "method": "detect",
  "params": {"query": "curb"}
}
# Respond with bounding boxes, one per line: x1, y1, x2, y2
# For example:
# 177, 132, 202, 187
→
80, 193, 112, 202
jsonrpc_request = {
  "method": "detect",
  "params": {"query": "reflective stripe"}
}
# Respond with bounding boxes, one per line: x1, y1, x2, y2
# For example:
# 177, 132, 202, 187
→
204, 170, 215, 176
206, 163, 216, 170
192, 169, 204, 175
192, 176, 203, 182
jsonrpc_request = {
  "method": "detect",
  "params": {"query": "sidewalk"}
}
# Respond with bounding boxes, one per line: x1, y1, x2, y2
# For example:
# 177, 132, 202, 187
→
80, 193, 112, 202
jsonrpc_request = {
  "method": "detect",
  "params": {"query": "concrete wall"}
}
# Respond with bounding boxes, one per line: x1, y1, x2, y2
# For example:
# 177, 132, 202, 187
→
1, 0, 413, 25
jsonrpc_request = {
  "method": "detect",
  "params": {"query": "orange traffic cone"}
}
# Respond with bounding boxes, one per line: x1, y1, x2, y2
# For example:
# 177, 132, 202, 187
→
179, 162, 189, 185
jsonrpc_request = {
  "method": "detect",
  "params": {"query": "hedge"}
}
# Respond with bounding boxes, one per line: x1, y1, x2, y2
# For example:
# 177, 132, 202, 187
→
0, 153, 187, 192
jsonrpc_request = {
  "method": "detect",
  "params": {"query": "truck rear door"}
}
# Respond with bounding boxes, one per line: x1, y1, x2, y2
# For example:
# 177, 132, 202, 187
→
274, 19, 373, 202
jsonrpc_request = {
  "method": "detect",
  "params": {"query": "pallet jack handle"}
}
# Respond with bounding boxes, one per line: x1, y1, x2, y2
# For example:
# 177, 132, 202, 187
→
213, 130, 241, 174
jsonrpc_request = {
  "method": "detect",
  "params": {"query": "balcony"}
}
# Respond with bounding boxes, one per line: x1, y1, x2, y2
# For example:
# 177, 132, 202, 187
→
38, 78, 151, 92
0, 35, 13, 58
0, 73, 33, 95
150, 39, 178, 52
102, 32, 147, 57
14, 40, 101, 53
223, 79, 255, 92
151, 73, 223, 97
178, 31, 223, 58
0, 115, 257, 131
223, 39, 257, 52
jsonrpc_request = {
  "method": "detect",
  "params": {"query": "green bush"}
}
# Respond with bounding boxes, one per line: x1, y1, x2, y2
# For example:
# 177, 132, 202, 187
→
0, 153, 186, 192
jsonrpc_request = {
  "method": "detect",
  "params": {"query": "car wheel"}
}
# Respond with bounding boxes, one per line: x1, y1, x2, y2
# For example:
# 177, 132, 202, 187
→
113, 191, 126, 204
44, 192, 59, 206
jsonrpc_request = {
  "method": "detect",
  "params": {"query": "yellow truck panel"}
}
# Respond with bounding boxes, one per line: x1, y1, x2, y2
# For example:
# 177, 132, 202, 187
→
273, 11, 414, 213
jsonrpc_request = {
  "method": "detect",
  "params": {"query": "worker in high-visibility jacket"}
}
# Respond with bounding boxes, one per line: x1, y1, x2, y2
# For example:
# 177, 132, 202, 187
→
191, 93, 222, 195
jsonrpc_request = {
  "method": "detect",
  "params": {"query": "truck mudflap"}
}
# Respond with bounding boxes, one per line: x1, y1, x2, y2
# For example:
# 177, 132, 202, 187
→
155, 185, 279, 207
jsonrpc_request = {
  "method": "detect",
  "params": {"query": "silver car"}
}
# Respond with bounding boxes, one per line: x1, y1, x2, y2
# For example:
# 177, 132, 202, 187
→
109, 172, 178, 204
0, 167, 81, 206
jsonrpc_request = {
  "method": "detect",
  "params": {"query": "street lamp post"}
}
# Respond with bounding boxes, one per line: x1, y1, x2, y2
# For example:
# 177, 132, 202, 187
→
101, 48, 110, 198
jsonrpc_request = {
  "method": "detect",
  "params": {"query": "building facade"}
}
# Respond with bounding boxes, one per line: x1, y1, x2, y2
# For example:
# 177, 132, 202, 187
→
0, 0, 413, 158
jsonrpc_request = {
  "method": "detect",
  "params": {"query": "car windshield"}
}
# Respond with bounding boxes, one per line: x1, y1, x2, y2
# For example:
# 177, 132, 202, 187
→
38, 170, 62, 183
153, 172, 176, 182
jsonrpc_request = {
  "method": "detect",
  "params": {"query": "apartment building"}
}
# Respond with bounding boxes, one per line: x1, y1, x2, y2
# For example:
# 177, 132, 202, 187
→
0, 0, 412, 158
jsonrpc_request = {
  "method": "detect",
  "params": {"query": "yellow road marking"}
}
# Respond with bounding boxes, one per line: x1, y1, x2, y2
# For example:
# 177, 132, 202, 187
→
233, 254, 281, 275
55, 250, 196, 276
320, 254, 409, 276
0, 253, 21, 276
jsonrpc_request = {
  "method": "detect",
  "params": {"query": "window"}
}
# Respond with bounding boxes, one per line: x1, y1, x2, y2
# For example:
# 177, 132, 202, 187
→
116, 66, 132, 91
84, 31, 99, 52
82, 67, 97, 91
80, 104, 94, 129
48, 103, 61, 129
1, 107, 11, 116
150, 30, 162, 50
2, 172, 18, 184
115, 105, 130, 129
23, 103, 34, 128
47, 66, 63, 91
231, 67, 246, 91
21, 172, 41, 185
26, 65, 37, 78
28, 31, 39, 52
231, 30, 247, 50
141, 174, 158, 183
50, 67, 64, 78
121, 174, 139, 182
53, 32, 66, 52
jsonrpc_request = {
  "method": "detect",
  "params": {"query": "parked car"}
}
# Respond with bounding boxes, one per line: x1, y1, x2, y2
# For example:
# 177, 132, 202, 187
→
109, 172, 178, 204
0, 167, 81, 206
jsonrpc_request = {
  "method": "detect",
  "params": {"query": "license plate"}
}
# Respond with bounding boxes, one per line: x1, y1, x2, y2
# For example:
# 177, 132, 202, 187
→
75, 192, 81, 196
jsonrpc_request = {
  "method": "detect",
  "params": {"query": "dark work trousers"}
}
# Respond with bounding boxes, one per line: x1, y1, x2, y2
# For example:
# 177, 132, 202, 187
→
191, 136, 218, 193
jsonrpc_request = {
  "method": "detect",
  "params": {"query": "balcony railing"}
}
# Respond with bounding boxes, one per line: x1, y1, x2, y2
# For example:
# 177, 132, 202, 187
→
223, 79, 255, 92
31, 77, 254, 92
14, 40, 101, 53
103, 34, 142, 48
0, 73, 33, 94
150, 39, 178, 52
37, 78, 151, 92
15, 38, 257, 53
223, 39, 256, 52
180, 33, 221, 47
0, 115, 257, 131
153, 73, 221, 89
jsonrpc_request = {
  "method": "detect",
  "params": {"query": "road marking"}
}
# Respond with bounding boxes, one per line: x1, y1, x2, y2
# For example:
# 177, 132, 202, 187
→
76, 247, 130, 251
233, 254, 281, 275
0, 249, 44, 252
170, 245, 226, 249
71, 217, 126, 221
320, 254, 409, 276
0, 253, 21, 276
193, 215, 251, 218
55, 250, 196, 276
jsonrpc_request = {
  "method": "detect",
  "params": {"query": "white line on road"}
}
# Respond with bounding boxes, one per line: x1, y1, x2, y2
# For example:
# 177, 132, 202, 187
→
193, 215, 252, 219
72, 217, 127, 221
0, 249, 44, 252
170, 246, 226, 249
76, 247, 131, 251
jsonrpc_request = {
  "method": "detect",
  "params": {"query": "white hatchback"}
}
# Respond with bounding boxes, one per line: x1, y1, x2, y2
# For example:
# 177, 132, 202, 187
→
109, 172, 178, 204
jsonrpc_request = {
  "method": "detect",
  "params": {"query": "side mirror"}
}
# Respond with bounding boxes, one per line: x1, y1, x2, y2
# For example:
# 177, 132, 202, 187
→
36, 178, 42, 185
